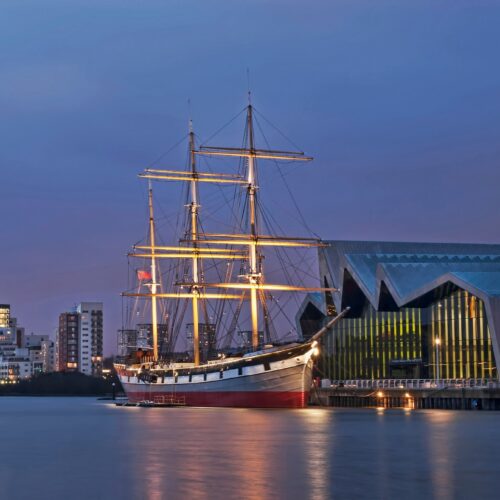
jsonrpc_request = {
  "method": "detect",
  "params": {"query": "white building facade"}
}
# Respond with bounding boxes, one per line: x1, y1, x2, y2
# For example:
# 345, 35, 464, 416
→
76, 302, 103, 376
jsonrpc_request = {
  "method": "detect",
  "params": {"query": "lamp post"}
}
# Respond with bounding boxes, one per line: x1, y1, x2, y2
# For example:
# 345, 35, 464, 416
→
111, 382, 116, 401
434, 337, 441, 384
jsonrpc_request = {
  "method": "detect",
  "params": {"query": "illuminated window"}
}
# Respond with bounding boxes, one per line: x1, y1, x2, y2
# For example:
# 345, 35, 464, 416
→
469, 296, 477, 319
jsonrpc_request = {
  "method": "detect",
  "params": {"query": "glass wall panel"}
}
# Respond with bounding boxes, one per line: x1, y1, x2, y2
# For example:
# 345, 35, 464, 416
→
321, 290, 497, 380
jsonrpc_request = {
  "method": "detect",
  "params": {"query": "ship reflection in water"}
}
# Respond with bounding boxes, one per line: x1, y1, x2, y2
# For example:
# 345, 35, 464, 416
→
137, 407, 337, 500
1, 398, 500, 500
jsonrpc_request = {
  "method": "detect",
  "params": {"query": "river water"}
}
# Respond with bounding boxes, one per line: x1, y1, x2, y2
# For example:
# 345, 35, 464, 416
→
0, 398, 498, 500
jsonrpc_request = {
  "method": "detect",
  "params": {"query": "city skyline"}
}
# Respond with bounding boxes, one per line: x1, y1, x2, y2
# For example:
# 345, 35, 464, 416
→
1, 0, 500, 354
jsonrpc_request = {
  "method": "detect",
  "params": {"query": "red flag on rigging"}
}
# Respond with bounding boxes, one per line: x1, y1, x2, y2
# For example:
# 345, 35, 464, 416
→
137, 269, 152, 281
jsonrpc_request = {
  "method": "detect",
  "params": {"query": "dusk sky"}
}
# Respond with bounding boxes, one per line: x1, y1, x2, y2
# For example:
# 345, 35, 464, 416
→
1, 0, 499, 354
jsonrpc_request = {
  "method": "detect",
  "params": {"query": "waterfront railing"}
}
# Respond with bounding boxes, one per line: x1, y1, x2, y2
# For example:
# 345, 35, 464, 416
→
323, 378, 500, 390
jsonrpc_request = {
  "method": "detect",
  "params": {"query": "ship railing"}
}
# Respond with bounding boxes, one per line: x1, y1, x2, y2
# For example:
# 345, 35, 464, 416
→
151, 394, 187, 405
322, 378, 500, 390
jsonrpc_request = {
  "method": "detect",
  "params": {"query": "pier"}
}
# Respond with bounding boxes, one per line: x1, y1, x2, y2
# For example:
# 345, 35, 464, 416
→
314, 379, 500, 410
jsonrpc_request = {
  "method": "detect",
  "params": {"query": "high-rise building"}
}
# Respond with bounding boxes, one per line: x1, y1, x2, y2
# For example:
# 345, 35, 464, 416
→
186, 323, 216, 362
0, 305, 10, 328
57, 312, 79, 371
40, 339, 55, 373
7, 316, 24, 345
56, 303, 104, 376
137, 323, 169, 356
117, 329, 138, 358
239, 330, 265, 350
77, 302, 103, 376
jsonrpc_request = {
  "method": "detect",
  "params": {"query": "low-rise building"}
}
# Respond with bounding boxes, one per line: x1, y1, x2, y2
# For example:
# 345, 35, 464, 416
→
0, 309, 55, 382
21, 333, 55, 374
0, 347, 34, 382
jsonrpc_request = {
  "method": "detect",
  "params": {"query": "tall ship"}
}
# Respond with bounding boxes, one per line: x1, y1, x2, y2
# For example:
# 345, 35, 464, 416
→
115, 100, 347, 408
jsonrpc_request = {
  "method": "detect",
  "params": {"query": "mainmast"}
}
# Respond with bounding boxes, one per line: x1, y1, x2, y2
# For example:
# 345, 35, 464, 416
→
191, 103, 337, 352
148, 181, 159, 361
246, 104, 260, 350
189, 120, 201, 366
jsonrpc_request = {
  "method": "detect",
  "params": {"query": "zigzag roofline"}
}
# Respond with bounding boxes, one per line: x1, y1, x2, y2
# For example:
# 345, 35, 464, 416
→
317, 240, 500, 371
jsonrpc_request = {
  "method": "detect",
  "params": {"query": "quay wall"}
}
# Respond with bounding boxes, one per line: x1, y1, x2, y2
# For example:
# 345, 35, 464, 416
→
314, 387, 500, 410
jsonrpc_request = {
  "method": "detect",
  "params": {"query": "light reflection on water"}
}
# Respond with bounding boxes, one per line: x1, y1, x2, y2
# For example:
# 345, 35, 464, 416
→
427, 412, 454, 500
0, 398, 499, 500
299, 409, 330, 500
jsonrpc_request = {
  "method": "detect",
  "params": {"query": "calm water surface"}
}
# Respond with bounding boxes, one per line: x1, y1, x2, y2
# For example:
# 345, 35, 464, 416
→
0, 397, 498, 500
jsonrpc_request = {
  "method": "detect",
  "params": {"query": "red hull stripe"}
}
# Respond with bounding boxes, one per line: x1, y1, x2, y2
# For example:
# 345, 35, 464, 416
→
126, 391, 309, 408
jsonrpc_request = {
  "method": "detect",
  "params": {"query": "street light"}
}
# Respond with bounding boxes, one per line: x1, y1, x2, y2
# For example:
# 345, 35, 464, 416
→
434, 337, 441, 383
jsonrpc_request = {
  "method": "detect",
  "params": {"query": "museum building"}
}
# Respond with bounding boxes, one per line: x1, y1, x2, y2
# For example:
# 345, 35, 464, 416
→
297, 241, 500, 381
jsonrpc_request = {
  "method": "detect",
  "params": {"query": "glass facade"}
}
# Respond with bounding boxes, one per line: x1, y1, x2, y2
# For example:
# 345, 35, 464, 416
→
322, 290, 497, 380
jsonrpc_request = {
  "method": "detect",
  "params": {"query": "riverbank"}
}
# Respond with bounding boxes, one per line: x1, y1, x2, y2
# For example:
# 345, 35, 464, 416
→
0, 372, 119, 396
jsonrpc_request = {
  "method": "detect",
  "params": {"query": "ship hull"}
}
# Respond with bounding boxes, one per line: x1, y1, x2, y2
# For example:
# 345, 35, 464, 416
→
116, 343, 315, 408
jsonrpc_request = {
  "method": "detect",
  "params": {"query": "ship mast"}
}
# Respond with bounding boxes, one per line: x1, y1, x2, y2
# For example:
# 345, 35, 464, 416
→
191, 103, 337, 351
246, 104, 260, 350
124, 102, 339, 361
148, 181, 159, 361
189, 120, 201, 366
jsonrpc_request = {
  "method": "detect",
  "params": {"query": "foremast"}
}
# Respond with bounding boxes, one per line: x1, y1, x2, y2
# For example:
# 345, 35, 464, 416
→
127, 123, 248, 366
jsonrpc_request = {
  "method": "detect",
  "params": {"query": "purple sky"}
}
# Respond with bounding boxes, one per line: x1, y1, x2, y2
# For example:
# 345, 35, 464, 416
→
1, 0, 499, 354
